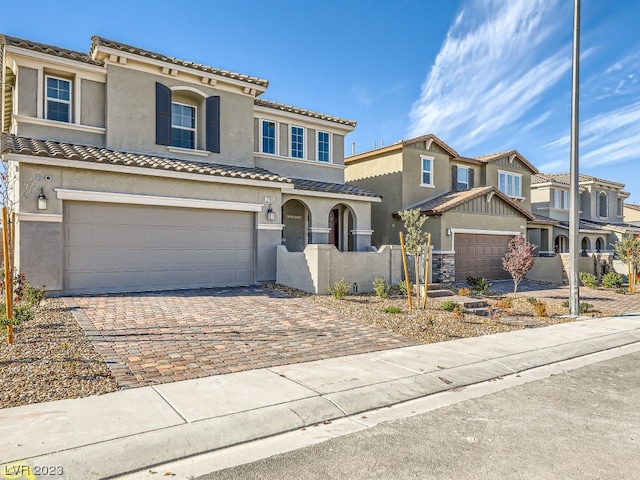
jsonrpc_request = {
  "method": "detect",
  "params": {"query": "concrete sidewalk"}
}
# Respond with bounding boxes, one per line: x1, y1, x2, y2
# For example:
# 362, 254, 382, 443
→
2, 315, 640, 479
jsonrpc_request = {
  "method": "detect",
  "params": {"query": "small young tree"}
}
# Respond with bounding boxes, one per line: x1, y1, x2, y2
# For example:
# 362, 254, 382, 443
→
502, 235, 537, 298
399, 208, 428, 306
614, 233, 640, 293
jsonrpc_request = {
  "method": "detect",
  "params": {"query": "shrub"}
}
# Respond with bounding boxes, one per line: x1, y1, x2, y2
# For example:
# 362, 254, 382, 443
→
601, 272, 622, 289
533, 300, 547, 317
526, 297, 539, 305
466, 276, 491, 294
452, 306, 464, 319
562, 300, 595, 314
383, 305, 403, 314
615, 288, 627, 295
457, 287, 471, 297
372, 278, 391, 298
397, 280, 408, 296
579, 272, 598, 289
329, 277, 350, 299
0, 302, 35, 326
441, 300, 462, 312
495, 296, 513, 310
22, 282, 45, 307
502, 235, 537, 297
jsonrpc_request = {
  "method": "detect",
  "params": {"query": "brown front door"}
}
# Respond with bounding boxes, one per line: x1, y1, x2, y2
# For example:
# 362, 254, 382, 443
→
329, 209, 340, 249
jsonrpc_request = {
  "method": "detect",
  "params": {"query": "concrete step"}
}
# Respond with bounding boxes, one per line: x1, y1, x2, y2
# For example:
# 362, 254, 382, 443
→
460, 299, 488, 309
466, 307, 490, 317
425, 289, 454, 298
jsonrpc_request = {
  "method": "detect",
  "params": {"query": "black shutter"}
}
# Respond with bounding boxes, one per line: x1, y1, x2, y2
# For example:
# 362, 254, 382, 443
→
468, 168, 474, 189
206, 96, 220, 153
451, 165, 458, 191
155, 83, 171, 146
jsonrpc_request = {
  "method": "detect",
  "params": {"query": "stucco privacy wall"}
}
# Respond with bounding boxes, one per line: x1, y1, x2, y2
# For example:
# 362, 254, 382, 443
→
276, 244, 403, 294
526, 255, 597, 285
14, 160, 285, 292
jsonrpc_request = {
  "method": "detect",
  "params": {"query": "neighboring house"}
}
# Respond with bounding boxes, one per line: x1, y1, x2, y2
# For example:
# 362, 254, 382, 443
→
0, 34, 380, 295
344, 134, 537, 282
531, 173, 640, 254
624, 203, 640, 226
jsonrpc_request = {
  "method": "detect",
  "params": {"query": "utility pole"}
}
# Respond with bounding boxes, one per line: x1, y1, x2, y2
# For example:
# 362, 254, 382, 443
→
569, 0, 581, 316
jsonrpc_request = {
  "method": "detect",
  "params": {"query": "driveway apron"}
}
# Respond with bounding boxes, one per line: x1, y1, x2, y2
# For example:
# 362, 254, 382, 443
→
65, 287, 417, 389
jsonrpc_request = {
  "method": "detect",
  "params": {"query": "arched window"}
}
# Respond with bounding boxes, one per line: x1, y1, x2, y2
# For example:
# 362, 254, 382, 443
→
598, 192, 609, 218
595, 237, 604, 251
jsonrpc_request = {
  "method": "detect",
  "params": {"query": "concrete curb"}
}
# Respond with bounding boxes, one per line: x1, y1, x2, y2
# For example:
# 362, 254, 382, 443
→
2, 315, 639, 479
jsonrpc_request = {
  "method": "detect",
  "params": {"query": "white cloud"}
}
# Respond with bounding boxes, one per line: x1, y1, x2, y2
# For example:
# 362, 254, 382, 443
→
408, 0, 569, 151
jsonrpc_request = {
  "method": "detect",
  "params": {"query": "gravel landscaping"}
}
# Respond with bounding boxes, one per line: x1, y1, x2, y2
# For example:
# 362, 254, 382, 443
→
0, 284, 613, 410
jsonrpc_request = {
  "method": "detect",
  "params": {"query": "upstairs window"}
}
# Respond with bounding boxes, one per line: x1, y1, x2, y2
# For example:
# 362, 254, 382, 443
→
499, 171, 522, 198
553, 189, 569, 209
46, 76, 71, 122
171, 102, 196, 149
155, 83, 220, 153
317, 131, 330, 162
291, 126, 304, 159
261, 120, 277, 154
421, 155, 434, 186
617, 198, 623, 216
598, 191, 609, 217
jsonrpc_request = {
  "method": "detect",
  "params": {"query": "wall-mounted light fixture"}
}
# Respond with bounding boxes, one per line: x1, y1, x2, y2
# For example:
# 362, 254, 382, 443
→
445, 228, 452, 236
38, 188, 47, 210
266, 204, 276, 221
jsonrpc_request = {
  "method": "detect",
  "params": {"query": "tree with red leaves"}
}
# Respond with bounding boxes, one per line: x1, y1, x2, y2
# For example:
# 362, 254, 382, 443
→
502, 235, 537, 298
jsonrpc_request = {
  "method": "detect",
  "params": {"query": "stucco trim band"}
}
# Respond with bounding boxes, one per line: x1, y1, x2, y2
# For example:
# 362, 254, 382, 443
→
450, 228, 521, 251
309, 227, 331, 234
287, 190, 382, 203
350, 229, 374, 235
257, 223, 285, 231
16, 212, 63, 222
13, 115, 107, 135
55, 189, 264, 212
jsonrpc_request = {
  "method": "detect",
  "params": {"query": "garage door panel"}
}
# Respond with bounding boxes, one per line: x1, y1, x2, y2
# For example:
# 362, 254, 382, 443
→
63, 202, 255, 294
455, 233, 513, 281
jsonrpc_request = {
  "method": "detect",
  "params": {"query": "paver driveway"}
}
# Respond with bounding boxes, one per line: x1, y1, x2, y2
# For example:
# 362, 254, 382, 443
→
65, 286, 417, 389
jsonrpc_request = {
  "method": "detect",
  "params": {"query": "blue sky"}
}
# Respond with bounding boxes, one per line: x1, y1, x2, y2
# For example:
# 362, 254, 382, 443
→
3, 0, 640, 202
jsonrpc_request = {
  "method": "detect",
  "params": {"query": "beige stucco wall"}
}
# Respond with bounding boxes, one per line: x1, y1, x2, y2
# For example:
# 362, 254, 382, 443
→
624, 205, 640, 225
525, 256, 564, 284
81, 79, 105, 128
255, 154, 345, 184
482, 157, 532, 212
276, 244, 403, 294
401, 147, 451, 207
104, 64, 255, 166
17, 66, 38, 117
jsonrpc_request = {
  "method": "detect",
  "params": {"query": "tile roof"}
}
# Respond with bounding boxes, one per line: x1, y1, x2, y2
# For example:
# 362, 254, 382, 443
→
255, 99, 356, 128
90, 37, 268, 88
532, 172, 625, 189
397, 186, 535, 220
345, 133, 458, 162
625, 203, 640, 212
0, 134, 292, 184
291, 178, 380, 198
475, 150, 539, 174
0, 34, 102, 66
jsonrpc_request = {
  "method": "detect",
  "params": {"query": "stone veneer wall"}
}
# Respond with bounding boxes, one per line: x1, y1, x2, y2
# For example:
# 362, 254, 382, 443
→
432, 253, 455, 284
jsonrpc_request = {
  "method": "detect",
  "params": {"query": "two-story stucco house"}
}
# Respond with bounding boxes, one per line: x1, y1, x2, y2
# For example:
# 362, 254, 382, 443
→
531, 173, 640, 254
345, 134, 537, 282
0, 34, 380, 295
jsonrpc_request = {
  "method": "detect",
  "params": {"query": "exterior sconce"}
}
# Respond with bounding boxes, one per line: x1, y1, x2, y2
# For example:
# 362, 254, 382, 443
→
266, 204, 276, 221
446, 228, 452, 236
38, 188, 47, 210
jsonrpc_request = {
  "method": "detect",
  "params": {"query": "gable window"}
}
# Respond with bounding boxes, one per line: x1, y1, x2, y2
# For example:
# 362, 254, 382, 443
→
421, 155, 434, 186
261, 120, 277, 154
451, 165, 474, 191
171, 102, 196, 149
46, 75, 71, 122
554, 189, 569, 209
291, 126, 304, 159
498, 171, 522, 198
155, 83, 220, 153
317, 131, 330, 162
597, 191, 609, 217
617, 198, 623, 216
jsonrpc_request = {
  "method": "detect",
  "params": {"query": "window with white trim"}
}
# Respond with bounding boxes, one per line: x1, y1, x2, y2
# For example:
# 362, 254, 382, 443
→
498, 171, 522, 197
261, 120, 277, 154
45, 75, 71, 122
617, 198, 623, 216
421, 155, 434, 186
457, 166, 469, 190
317, 131, 330, 162
171, 102, 196, 149
598, 191, 609, 217
290, 126, 304, 159
554, 189, 569, 209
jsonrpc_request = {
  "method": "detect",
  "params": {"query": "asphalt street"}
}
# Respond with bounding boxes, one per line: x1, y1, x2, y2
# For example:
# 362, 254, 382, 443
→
195, 351, 640, 480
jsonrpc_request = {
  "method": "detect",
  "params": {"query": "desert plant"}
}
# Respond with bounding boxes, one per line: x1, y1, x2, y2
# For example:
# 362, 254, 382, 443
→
457, 287, 471, 297
466, 276, 491, 294
495, 296, 513, 310
614, 233, 640, 293
579, 272, 598, 289
533, 300, 547, 317
21, 282, 45, 307
615, 288, 627, 295
329, 277, 350, 299
601, 272, 622, 289
441, 300, 462, 312
383, 305, 403, 314
399, 208, 429, 307
452, 306, 464, 319
397, 280, 408, 296
562, 300, 594, 314
372, 278, 391, 298
526, 297, 539, 305
502, 235, 537, 297
0, 302, 35, 326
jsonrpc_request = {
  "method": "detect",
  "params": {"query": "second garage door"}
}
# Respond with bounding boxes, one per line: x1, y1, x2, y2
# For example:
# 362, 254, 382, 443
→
63, 202, 254, 294
455, 233, 513, 282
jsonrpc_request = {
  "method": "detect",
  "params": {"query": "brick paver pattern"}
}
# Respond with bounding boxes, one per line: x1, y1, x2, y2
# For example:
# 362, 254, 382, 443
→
65, 287, 417, 389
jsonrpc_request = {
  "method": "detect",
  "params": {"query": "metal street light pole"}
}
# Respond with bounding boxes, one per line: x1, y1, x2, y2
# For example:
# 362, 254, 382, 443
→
569, 0, 581, 315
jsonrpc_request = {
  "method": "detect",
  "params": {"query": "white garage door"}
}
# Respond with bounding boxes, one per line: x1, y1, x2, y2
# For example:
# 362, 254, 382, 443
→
63, 202, 254, 294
